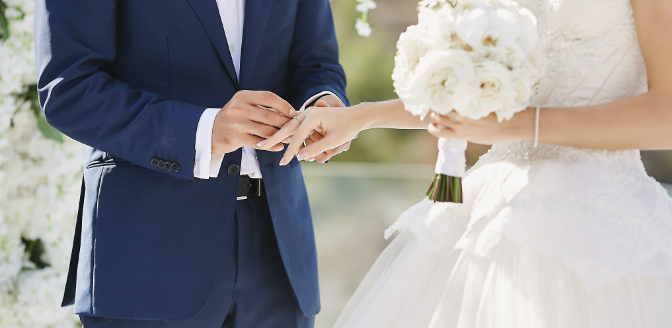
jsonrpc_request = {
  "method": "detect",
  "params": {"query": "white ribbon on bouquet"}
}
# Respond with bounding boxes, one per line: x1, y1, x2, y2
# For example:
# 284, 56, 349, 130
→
435, 138, 467, 177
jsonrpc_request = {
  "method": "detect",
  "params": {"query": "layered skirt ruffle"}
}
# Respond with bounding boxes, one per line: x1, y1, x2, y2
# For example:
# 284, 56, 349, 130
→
334, 142, 672, 328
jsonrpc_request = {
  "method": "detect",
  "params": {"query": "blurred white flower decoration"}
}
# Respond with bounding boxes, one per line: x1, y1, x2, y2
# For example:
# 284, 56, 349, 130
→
355, 0, 376, 37
0, 0, 82, 326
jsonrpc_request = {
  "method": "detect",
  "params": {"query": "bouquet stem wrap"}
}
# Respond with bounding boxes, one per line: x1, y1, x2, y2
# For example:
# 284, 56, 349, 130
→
426, 138, 467, 203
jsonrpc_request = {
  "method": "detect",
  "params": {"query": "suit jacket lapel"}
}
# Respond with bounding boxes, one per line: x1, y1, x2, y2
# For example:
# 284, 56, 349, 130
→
239, 0, 272, 89
186, 0, 240, 89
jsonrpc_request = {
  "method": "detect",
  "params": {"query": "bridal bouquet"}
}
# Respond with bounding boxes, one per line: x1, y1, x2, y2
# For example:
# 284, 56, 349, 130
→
393, 0, 543, 202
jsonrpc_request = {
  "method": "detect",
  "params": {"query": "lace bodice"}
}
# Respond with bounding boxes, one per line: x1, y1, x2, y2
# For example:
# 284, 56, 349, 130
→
486, 0, 646, 165
518, 0, 647, 108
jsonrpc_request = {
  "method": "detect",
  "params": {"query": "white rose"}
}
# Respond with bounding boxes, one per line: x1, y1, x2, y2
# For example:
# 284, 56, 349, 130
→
423, 6, 459, 50
490, 42, 525, 70
512, 77, 532, 107
526, 50, 545, 81
407, 50, 475, 117
515, 7, 539, 56
392, 25, 434, 108
418, 6, 437, 28
455, 3, 520, 53
394, 25, 433, 74
457, 61, 514, 120
490, 77, 533, 122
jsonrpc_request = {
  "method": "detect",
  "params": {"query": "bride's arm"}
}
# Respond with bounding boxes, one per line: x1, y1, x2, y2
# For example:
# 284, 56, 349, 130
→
350, 99, 429, 130
430, 0, 672, 150
258, 99, 428, 164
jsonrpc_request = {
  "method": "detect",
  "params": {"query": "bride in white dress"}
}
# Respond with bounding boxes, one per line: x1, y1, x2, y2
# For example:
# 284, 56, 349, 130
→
260, 0, 672, 326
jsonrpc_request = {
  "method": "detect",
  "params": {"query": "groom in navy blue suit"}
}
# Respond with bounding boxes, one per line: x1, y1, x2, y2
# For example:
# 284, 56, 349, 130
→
34, 0, 347, 326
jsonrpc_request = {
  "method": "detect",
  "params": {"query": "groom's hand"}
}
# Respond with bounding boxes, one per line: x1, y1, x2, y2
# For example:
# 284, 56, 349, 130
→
304, 95, 352, 163
212, 90, 296, 154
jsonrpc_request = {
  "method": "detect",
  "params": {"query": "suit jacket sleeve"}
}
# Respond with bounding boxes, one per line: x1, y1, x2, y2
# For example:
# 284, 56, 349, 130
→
34, 0, 204, 180
286, 0, 349, 109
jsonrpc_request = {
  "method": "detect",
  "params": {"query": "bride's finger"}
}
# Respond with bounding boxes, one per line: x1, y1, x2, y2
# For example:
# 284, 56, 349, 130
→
444, 110, 464, 123
279, 118, 319, 165
430, 112, 459, 128
257, 116, 302, 149
428, 122, 459, 139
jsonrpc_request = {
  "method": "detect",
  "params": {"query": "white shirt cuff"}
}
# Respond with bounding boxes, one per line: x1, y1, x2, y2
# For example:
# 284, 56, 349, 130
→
300, 91, 340, 111
194, 107, 223, 179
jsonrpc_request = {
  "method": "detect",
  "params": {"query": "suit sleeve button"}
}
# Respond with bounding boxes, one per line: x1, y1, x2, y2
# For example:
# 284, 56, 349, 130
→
227, 164, 240, 176
158, 160, 166, 169
171, 163, 181, 173
151, 158, 159, 167
164, 161, 173, 171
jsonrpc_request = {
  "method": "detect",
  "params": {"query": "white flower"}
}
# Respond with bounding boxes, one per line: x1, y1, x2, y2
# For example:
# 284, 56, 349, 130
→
356, 0, 377, 13
457, 61, 516, 121
455, 3, 520, 53
423, 6, 459, 49
515, 7, 539, 56
355, 18, 372, 37
511, 77, 533, 107
354, 0, 376, 37
392, 25, 434, 111
0, 1, 83, 326
419, 0, 450, 8
490, 42, 525, 70
407, 50, 475, 117
394, 25, 433, 75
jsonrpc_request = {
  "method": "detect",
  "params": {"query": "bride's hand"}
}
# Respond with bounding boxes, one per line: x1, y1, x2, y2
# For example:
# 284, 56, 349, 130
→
428, 109, 535, 144
257, 106, 363, 165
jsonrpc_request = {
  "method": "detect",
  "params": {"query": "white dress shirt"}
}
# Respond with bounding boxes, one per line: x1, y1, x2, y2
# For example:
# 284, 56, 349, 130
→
193, 0, 337, 180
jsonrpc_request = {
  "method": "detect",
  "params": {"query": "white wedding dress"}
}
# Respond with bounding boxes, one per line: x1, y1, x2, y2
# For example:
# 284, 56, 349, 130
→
334, 0, 672, 327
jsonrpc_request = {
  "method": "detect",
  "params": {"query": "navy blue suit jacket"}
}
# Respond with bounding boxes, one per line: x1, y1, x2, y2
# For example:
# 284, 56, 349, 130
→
34, 0, 347, 321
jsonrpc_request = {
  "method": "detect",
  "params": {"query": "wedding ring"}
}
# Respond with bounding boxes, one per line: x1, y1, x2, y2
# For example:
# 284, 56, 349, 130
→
293, 116, 303, 124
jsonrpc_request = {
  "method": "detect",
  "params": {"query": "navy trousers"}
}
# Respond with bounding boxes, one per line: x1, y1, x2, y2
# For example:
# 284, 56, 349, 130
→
80, 196, 314, 328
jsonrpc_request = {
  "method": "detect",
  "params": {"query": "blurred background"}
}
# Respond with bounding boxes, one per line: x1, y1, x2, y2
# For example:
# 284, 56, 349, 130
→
308, 1, 672, 327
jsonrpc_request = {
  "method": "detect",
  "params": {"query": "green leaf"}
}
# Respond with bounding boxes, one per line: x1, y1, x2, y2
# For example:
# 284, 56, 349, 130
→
37, 114, 64, 143
21, 238, 51, 269
0, 0, 8, 41
23, 84, 64, 143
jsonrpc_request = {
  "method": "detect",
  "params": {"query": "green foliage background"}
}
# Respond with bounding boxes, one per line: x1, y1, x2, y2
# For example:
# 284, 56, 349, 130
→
0, 0, 8, 41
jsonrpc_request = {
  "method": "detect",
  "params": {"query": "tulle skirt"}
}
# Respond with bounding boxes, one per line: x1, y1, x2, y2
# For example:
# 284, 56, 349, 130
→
334, 142, 672, 328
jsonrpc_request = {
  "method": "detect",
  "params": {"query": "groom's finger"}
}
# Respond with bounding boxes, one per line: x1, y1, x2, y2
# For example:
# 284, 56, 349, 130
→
315, 94, 345, 108
295, 134, 342, 162
241, 134, 284, 152
245, 121, 281, 139
320, 142, 352, 163
314, 99, 330, 107
239, 90, 296, 118
325, 141, 351, 157
242, 104, 292, 129
305, 136, 330, 163
307, 131, 351, 162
